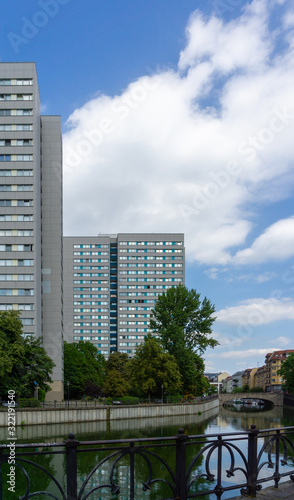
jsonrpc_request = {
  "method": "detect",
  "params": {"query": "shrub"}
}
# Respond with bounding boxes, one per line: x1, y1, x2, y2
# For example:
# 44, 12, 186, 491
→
18, 398, 41, 408
166, 395, 184, 404
104, 397, 113, 405
38, 388, 46, 402
119, 396, 139, 405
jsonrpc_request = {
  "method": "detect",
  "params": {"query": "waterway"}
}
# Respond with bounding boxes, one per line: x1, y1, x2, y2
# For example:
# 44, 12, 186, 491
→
1, 404, 294, 499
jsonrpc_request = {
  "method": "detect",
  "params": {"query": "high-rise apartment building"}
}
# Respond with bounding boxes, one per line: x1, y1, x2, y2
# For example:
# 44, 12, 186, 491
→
0, 62, 63, 400
63, 233, 185, 355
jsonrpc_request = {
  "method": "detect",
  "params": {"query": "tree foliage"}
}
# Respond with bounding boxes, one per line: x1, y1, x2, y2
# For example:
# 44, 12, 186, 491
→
0, 310, 25, 379
150, 285, 218, 392
104, 352, 131, 397
63, 341, 105, 399
278, 353, 294, 394
0, 311, 55, 399
128, 335, 182, 401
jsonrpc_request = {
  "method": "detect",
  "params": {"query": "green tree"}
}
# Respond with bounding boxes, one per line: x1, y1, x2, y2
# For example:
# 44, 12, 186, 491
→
104, 352, 131, 397
0, 311, 55, 398
150, 285, 218, 392
63, 341, 105, 399
129, 335, 182, 402
278, 353, 294, 394
0, 310, 25, 380
15, 337, 55, 397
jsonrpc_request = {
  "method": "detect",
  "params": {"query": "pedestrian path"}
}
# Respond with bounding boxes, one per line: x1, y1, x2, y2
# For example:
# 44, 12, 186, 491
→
231, 480, 294, 499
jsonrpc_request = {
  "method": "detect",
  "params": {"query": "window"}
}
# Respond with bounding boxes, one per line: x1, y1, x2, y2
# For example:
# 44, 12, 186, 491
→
21, 318, 34, 325
0, 79, 33, 85
16, 109, 33, 116
16, 139, 33, 146
16, 155, 33, 161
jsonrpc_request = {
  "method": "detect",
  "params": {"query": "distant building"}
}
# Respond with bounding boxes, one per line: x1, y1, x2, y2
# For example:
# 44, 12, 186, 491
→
231, 371, 244, 390
255, 365, 266, 390
222, 376, 233, 393
204, 372, 230, 393
242, 368, 257, 389
265, 350, 294, 392
63, 233, 185, 356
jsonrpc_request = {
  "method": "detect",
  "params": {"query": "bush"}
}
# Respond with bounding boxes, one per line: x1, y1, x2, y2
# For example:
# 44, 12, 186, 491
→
166, 395, 184, 404
250, 387, 263, 392
119, 396, 139, 405
104, 397, 113, 405
38, 388, 46, 402
18, 398, 41, 408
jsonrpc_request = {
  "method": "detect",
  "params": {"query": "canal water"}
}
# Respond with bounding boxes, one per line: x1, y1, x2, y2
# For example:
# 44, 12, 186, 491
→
1, 404, 294, 499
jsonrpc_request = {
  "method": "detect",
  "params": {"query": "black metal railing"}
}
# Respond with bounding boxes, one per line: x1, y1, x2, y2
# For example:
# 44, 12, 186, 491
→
1, 425, 294, 499
0, 395, 217, 409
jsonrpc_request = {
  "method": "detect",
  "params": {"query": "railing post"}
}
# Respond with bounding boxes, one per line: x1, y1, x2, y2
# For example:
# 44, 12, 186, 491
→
0, 449, 3, 500
274, 429, 281, 488
65, 433, 79, 500
246, 425, 259, 497
130, 442, 135, 500
175, 428, 187, 499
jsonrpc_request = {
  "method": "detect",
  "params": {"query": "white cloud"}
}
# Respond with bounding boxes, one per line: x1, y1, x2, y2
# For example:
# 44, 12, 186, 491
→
233, 217, 294, 264
63, 0, 294, 265
237, 272, 276, 283
216, 297, 294, 326
270, 336, 290, 346
213, 347, 279, 359
179, 1, 271, 73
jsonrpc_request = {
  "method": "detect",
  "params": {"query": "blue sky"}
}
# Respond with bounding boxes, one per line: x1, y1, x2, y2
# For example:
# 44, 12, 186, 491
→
2, 0, 294, 376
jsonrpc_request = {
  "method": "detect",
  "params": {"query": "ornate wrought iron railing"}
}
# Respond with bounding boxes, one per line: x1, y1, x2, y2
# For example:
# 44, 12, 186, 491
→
0, 425, 294, 499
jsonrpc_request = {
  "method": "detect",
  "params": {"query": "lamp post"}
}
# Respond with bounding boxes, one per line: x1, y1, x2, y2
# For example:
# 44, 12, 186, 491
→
67, 380, 70, 408
161, 384, 164, 404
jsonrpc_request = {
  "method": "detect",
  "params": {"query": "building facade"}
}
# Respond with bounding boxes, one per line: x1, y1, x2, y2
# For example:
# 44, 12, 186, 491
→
231, 371, 244, 391
242, 368, 257, 389
0, 63, 63, 400
222, 376, 233, 393
265, 350, 294, 392
255, 365, 266, 390
63, 233, 185, 356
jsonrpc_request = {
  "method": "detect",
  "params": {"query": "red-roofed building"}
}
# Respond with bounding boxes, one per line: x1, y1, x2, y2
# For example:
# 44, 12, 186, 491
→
265, 350, 294, 392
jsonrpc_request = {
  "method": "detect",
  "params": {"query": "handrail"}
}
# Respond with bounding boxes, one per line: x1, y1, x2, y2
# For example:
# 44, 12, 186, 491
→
1, 425, 294, 499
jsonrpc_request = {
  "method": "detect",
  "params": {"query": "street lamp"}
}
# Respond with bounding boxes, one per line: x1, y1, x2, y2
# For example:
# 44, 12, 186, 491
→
67, 381, 70, 408
161, 384, 164, 404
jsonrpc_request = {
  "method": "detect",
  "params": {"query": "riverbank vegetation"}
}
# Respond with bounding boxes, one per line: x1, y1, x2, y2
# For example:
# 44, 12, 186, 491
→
0, 285, 218, 402
0, 311, 55, 399
64, 285, 218, 401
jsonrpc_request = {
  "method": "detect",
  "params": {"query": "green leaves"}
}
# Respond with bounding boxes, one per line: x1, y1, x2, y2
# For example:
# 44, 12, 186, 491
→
278, 353, 294, 394
129, 335, 182, 400
104, 352, 132, 397
63, 341, 106, 399
150, 284, 218, 393
0, 311, 55, 398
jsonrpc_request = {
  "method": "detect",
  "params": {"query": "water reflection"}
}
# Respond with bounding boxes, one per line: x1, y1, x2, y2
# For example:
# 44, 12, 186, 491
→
0, 405, 293, 499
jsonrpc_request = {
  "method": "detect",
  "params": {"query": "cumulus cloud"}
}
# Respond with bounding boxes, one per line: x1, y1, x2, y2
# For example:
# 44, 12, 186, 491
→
63, 0, 294, 265
216, 297, 294, 326
233, 217, 294, 264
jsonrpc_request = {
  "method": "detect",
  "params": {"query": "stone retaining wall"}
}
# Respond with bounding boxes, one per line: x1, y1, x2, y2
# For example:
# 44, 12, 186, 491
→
0, 397, 219, 427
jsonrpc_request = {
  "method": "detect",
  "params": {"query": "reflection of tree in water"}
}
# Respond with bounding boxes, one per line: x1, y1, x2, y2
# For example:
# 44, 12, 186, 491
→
2, 448, 58, 499
76, 422, 212, 499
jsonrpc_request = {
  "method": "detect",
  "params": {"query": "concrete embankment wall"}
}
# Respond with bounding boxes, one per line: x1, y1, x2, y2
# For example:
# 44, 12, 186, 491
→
0, 397, 219, 427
